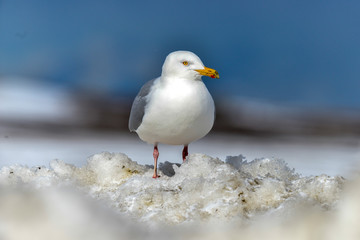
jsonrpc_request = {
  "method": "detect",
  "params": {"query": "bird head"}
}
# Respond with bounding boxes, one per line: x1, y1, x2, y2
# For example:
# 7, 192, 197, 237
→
161, 51, 219, 80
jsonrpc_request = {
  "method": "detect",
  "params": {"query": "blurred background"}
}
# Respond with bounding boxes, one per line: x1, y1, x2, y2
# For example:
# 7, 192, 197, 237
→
1, 0, 360, 175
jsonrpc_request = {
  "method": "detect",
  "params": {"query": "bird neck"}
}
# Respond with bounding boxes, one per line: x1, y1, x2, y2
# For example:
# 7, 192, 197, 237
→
160, 76, 202, 86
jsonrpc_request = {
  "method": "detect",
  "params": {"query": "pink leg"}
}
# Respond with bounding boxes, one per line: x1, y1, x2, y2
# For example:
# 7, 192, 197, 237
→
152, 145, 160, 178
182, 145, 188, 162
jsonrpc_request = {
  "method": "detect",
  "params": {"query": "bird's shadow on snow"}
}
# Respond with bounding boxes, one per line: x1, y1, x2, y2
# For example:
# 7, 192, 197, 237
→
145, 155, 247, 177
145, 161, 181, 177
159, 161, 182, 177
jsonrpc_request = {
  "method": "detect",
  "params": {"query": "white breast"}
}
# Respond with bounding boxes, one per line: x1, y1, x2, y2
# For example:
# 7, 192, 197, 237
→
136, 77, 214, 145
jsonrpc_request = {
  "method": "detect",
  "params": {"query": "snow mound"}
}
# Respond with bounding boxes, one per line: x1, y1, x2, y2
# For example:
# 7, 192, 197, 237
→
0, 152, 352, 240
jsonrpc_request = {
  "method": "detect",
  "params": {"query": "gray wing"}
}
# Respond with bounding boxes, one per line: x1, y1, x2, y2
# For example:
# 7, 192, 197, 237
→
128, 78, 156, 132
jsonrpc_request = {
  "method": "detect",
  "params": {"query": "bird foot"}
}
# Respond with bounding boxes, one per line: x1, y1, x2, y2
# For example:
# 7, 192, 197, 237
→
152, 175, 160, 179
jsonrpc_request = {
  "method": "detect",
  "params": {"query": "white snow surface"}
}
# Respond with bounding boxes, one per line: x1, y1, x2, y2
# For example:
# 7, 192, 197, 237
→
1, 152, 358, 240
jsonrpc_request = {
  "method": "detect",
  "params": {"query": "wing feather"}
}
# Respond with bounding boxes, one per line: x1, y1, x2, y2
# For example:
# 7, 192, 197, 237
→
128, 79, 156, 131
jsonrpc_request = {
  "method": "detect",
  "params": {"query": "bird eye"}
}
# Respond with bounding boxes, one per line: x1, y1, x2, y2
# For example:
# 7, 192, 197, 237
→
182, 61, 189, 66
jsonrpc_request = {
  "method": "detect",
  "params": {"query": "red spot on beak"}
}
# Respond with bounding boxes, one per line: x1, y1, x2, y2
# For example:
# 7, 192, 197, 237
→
211, 75, 215, 78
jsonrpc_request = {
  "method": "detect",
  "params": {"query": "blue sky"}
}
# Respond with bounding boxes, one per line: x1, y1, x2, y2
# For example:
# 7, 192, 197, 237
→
1, 0, 360, 109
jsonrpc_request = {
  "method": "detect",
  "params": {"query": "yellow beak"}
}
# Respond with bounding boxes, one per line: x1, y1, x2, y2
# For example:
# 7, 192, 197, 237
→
195, 67, 220, 79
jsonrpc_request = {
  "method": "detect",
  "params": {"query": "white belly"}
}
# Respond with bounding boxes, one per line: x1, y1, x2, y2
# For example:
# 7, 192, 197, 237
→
136, 79, 214, 145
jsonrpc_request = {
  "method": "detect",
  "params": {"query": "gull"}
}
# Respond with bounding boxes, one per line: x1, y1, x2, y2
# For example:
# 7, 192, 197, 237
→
129, 51, 219, 178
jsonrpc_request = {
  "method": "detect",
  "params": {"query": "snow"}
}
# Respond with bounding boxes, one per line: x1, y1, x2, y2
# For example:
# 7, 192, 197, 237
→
1, 152, 358, 240
1, 128, 359, 177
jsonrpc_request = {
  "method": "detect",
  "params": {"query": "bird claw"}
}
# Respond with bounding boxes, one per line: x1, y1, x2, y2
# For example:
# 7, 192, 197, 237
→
152, 175, 160, 179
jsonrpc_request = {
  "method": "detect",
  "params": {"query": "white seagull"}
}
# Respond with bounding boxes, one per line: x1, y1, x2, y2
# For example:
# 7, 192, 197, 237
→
129, 51, 219, 178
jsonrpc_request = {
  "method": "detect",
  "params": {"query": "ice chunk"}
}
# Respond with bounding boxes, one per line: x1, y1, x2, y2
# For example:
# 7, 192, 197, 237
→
85, 152, 149, 186
226, 155, 299, 181
0, 152, 351, 240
